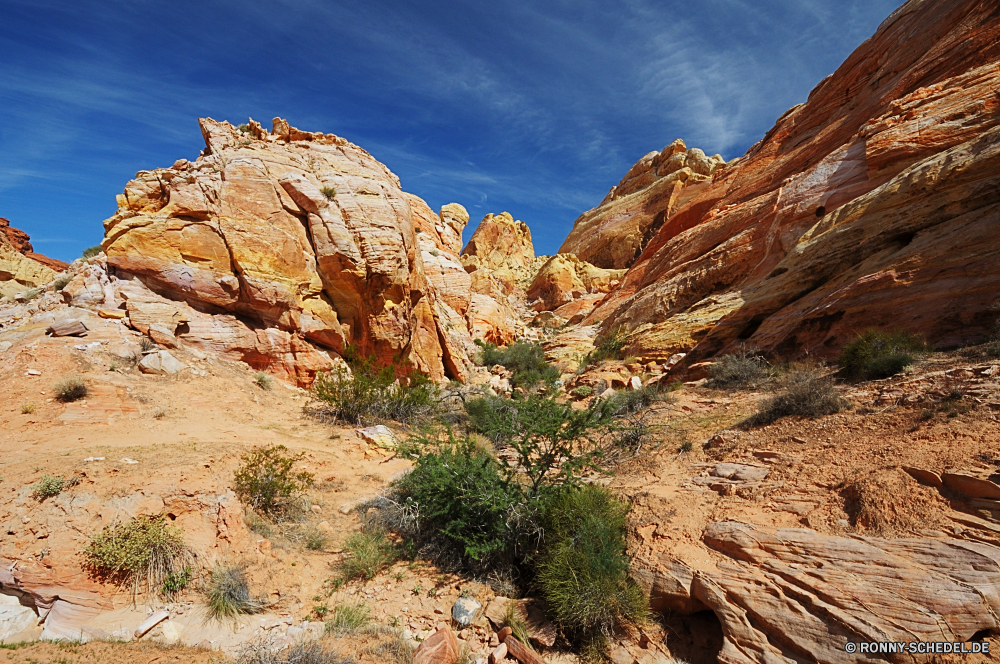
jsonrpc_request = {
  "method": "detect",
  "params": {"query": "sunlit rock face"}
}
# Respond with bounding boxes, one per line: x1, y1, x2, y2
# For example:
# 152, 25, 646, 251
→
102, 117, 501, 384
575, 0, 1000, 364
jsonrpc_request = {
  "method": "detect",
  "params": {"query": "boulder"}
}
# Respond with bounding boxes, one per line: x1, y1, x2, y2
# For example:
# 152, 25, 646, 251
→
574, 0, 1000, 363
461, 212, 536, 288
46, 319, 88, 337
942, 472, 1000, 500
138, 350, 185, 375
451, 596, 481, 626
412, 623, 460, 664
526, 253, 624, 311
356, 425, 397, 449
0, 222, 58, 301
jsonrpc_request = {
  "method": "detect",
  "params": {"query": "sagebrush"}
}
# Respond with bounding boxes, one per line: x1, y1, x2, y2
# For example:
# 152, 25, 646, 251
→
313, 353, 435, 425
706, 345, 772, 389
838, 329, 925, 381
743, 369, 848, 427
83, 514, 189, 597
54, 377, 88, 402
233, 445, 314, 516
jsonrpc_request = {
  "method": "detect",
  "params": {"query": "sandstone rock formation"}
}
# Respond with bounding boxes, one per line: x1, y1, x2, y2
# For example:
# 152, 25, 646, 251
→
0, 220, 62, 300
100, 117, 517, 384
0, 218, 68, 273
578, 0, 1000, 364
635, 522, 1000, 664
461, 211, 538, 290
559, 141, 726, 269
526, 253, 624, 312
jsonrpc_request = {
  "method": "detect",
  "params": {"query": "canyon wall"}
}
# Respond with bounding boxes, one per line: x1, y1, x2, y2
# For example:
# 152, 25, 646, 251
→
577, 0, 1000, 365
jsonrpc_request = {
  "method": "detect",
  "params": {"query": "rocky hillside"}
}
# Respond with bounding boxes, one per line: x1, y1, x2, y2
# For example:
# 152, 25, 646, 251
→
568, 0, 1000, 367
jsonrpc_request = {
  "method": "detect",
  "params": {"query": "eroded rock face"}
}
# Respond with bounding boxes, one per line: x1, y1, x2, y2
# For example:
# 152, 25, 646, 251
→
101, 118, 494, 384
580, 0, 1000, 363
0, 218, 68, 274
526, 253, 624, 312
0, 223, 59, 300
559, 140, 725, 269
634, 522, 1000, 664
461, 211, 536, 291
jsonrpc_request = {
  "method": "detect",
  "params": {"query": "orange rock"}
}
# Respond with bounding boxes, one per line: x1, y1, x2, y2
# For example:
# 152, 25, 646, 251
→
101, 117, 490, 384
526, 253, 624, 311
577, 0, 1000, 366
413, 623, 460, 664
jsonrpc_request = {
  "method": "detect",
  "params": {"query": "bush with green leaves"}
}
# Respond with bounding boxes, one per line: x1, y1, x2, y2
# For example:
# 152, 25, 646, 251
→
536, 486, 647, 641
161, 566, 192, 599
313, 353, 436, 425
206, 563, 265, 620
54, 377, 88, 402
233, 445, 314, 516
465, 392, 614, 497
474, 339, 559, 388
706, 345, 772, 389
394, 432, 524, 563
743, 369, 848, 427
81, 245, 102, 259
320, 186, 337, 200
838, 329, 925, 381
31, 474, 67, 500
254, 371, 273, 390
587, 327, 628, 364
83, 514, 189, 597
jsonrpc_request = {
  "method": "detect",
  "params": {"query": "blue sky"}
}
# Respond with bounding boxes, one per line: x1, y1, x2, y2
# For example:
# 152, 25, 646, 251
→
0, 0, 901, 262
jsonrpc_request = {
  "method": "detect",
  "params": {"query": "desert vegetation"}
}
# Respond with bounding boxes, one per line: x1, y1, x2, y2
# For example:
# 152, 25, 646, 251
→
474, 339, 559, 388
838, 328, 926, 381
742, 368, 848, 427
233, 445, 315, 517
313, 351, 436, 425
83, 514, 191, 598
205, 563, 266, 620
54, 376, 88, 402
706, 344, 773, 389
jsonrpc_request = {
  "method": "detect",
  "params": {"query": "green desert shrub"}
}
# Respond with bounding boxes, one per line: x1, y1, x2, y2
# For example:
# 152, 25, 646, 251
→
743, 369, 848, 427
324, 600, 372, 634
81, 245, 102, 259
536, 485, 648, 641
474, 339, 559, 388
464, 392, 613, 496
394, 433, 522, 563
205, 563, 265, 620
587, 327, 628, 364
313, 353, 436, 425
706, 345, 772, 389
52, 273, 72, 292
20, 287, 42, 302
54, 377, 88, 402
20, 404, 35, 414
234, 640, 353, 664
233, 445, 314, 517
83, 514, 189, 597
597, 385, 661, 417
31, 474, 67, 500
571, 385, 594, 399
320, 186, 337, 200
254, 371, 273, 390
838, 329, 925, 381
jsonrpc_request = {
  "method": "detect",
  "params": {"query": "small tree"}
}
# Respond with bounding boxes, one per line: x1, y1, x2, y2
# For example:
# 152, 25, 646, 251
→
233, 445, 314, 516
471, 393, 613, 498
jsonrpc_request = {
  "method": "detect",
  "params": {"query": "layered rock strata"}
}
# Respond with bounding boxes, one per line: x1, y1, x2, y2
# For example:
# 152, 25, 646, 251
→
578, 0, 1000, 363
526, 253, 625, 313
0, 219, 63, 300
101, 118, 518, 384
635, 522, 1000, 664
559, 140, 726, 269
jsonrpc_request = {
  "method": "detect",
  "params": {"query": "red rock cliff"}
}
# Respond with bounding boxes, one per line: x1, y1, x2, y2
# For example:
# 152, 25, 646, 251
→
579, 0, 1000, 364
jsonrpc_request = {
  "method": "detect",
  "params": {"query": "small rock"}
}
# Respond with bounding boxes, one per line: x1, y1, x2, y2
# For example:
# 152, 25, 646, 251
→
452, 596, 481, 626
138, 350, 185, 376
311, 505, 322, 514
791, 436, 808, 444
356, 424, 398, 449
26, 369, 41, 376
489, 643, 507, 664
629, 376, 642, 390
98, 309, 126, 319
119, 457, 139, 465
